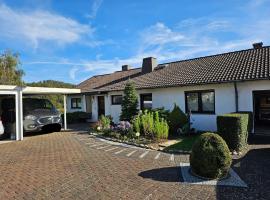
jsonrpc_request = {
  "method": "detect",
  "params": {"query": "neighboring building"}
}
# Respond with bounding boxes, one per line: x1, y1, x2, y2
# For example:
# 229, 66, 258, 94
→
67, 43, 270, 133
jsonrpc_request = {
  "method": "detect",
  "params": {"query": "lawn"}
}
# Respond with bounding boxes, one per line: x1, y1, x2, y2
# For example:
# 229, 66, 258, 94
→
164, 134, 201, 151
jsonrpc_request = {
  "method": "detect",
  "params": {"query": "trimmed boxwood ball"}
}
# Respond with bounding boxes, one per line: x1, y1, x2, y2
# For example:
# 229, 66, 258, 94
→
190, 132, 232, 179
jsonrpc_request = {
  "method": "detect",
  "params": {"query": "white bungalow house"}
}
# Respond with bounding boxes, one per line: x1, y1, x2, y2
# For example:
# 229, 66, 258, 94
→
67, 43, 270, 134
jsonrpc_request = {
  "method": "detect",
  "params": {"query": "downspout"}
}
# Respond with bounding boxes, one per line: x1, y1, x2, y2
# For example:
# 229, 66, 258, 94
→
234, 82, 239, 112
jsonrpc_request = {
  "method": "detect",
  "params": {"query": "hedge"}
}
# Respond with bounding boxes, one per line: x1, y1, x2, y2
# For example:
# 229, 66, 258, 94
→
217, 113, 249, 151
232, 111, 253, 134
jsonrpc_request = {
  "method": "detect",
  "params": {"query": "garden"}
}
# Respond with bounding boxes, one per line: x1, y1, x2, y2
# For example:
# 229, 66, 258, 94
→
91, 81, 253, 180
92, 82, 196, 151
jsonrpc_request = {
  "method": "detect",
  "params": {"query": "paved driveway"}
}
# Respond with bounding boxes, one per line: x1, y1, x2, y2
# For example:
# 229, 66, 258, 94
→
0, 132, 269, 200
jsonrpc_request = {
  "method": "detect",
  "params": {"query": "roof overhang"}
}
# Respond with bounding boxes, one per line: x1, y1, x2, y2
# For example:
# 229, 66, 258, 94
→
0, 85, 81, 95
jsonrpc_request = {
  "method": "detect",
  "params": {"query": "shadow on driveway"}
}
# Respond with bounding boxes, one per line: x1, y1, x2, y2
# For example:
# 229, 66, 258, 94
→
138, 166, 182, 182
216, 147, 270, 199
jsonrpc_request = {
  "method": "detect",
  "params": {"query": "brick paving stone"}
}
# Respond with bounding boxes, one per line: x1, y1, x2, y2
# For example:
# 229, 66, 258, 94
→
0, 132, 269, 199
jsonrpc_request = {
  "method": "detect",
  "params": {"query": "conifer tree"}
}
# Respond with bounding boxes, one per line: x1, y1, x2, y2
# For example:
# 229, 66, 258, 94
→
120, 81, 138, 121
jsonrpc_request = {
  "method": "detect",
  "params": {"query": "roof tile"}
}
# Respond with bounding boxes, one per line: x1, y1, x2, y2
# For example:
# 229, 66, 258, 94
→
78, 46, 270, 93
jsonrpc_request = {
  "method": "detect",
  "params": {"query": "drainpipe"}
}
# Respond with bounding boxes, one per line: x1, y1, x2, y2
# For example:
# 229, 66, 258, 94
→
234, 82, 239, 112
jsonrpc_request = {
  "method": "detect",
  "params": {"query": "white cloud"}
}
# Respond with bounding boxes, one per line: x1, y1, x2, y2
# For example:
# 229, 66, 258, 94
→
0, 4, 93, 48
86, 0, 103, 19
140, 22, 186, 47
24, 0, 270, 82
69, 66, 79, 80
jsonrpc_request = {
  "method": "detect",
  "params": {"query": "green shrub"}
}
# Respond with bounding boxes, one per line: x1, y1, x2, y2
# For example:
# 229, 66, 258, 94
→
99, 115, 111, 130
217, 113, 249, 151
168, 103, 188, 135
233, 111, 253, 134
140, 110, 154, 137
132, 110, 169, 140
151, 107, 170, 121
133, 114, 141, 133
153, 112, 169, 140
190, 132, 232, 179
62, 112, 89, 124
120, 81, 139, 121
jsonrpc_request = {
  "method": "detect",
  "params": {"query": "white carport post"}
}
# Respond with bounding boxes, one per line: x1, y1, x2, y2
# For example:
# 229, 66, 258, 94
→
63, 94, 67, 130
15, 89, 23, 141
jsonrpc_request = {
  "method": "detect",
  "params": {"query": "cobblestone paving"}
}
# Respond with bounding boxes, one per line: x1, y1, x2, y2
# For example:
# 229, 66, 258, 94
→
0, 132, 269, 199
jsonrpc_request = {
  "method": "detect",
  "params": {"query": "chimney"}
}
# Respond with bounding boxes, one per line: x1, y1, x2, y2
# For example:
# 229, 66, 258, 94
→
142, 57, 157, 73
122, 65, 131, 71
253, 42, 263, 49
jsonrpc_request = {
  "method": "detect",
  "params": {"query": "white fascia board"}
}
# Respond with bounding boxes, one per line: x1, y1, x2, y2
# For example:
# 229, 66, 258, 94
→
21, 86, 81, 95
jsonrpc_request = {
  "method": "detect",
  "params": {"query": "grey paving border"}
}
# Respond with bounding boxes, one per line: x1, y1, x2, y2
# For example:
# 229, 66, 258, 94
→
180, 162, 248, 188
89, 132, 191, 154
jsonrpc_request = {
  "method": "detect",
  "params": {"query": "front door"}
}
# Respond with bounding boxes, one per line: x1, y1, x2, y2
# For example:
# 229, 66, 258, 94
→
97, 96, 105, 117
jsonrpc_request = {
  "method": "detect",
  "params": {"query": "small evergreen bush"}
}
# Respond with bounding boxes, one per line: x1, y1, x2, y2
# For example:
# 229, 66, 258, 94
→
190, 133, 232, 179
151, 107, 170, 121
168, 103, 188, 135
132, 110, 169, 140
99, 115, 111, 130
217, 113, 249, 151
153, 111, 169, 140
140, 110, 154, 137
120, 81, 139, 121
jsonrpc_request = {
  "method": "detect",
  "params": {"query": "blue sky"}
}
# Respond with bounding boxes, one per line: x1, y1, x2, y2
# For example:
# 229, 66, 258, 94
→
0, 0, 269, 84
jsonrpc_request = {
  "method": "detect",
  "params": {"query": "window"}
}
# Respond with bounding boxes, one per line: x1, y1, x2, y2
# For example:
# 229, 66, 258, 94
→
185, 90, 215, 114
140, 93, 152, 110
71, 98, 82, 109
111, 95, 123, 105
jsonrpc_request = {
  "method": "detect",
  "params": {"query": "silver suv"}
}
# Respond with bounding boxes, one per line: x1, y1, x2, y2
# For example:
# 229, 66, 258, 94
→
23, 98, 62, 132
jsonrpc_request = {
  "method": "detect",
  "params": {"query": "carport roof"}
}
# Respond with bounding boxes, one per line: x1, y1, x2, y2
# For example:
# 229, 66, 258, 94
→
0, 85, 81, 94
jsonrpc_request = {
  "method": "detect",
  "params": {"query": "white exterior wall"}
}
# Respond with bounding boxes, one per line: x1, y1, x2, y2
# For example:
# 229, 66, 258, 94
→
237, 80, 270, 112
106, 91, 123, 122
67, 95, 85, 113
104, 84, 237, 131
79, 80, 270, 132
151, 83, 236, 131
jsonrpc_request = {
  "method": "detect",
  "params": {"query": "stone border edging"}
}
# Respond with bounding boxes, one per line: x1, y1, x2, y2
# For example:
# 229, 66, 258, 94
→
89, 132, 191, 154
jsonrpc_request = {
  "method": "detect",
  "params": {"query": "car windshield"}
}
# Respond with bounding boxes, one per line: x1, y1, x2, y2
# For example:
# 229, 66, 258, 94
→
23, 99, 55, 111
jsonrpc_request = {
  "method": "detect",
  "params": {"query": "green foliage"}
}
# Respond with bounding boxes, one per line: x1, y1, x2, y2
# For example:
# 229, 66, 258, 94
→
133, 114, 141, 133
140, 110, 154, 137
233, 111, 253, 134
27, 80, 75, 112
132, 110, 169, 140
27, 80, 75, 88
99, 115, 111, 130
168, 103, 188, 135
190, 133, 232, 179
120, 81, 139, 121
153, 111, 169, 140
61, 112, 89, 124
217, 113, 249, 151
151, 107, 170, 121
0, 50, 24, 85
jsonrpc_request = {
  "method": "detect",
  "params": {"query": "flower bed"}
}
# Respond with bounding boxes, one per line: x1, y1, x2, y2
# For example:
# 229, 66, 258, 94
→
89, 131, 163, 150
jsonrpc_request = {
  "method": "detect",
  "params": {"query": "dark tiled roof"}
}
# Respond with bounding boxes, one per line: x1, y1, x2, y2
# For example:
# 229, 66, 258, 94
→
78, 46, 270, 93
77, 68, 141, 92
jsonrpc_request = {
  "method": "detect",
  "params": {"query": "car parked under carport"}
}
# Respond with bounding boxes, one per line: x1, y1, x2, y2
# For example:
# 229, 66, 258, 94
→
0, 85, 81, 141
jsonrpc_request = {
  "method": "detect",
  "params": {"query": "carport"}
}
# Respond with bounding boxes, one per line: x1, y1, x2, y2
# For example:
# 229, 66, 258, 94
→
0, 85, 81, 141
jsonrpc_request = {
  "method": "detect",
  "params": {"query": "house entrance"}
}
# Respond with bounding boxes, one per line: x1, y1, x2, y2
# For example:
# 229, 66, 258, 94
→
97, 96, 105, 117
253, 91, 270, 135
